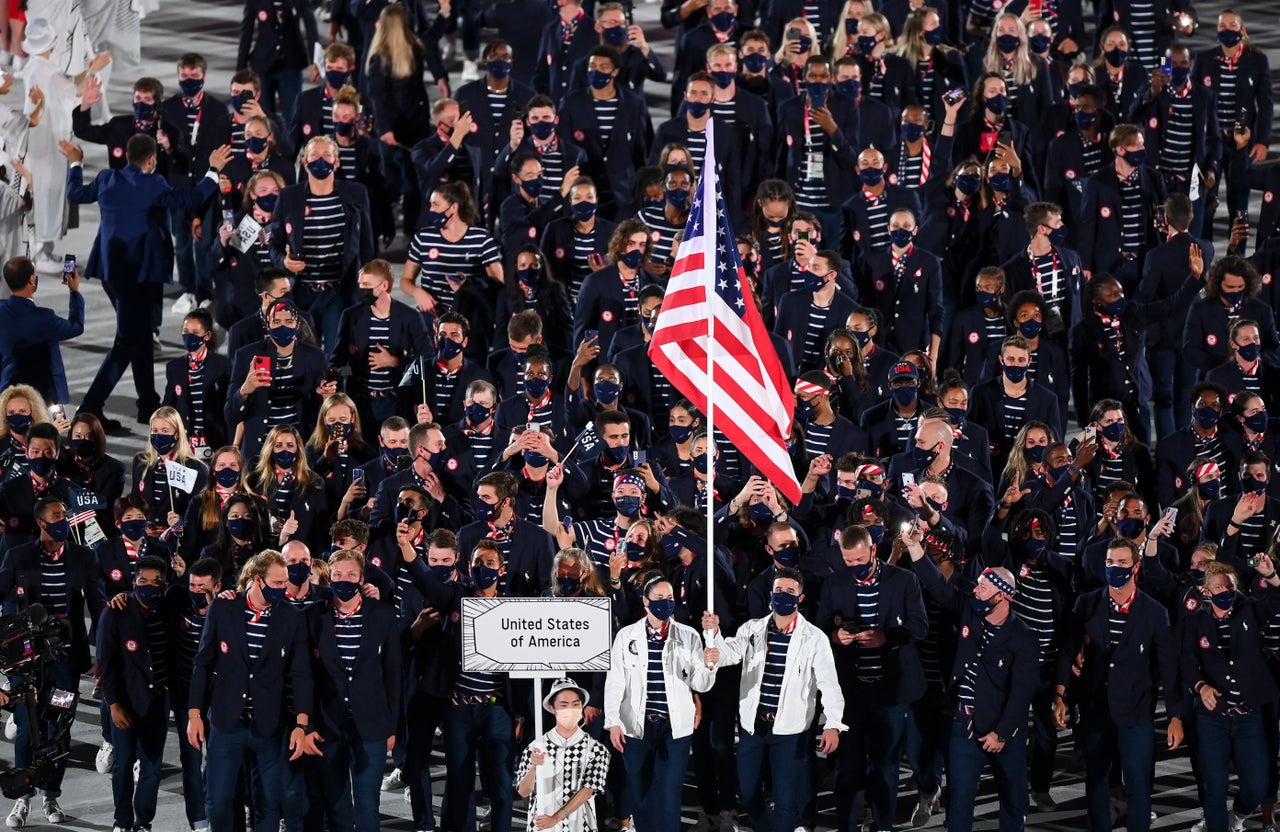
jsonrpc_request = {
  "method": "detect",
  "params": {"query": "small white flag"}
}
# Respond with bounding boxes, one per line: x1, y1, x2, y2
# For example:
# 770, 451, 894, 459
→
232, 215, 262, 253
166, 460, 198, 494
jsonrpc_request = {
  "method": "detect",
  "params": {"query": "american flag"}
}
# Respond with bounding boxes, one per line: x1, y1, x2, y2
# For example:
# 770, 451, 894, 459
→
648, 119, 802, 504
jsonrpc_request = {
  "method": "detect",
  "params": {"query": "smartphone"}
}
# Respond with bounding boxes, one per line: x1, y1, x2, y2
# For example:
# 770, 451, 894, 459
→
61, 254, 75, 284
797, 230, 811, 242
901, 472, 915, 487
840, 621, 862, 633
584, 329, 599, 344
786, 26, 803, 41
48, 689, 76, 710
587, 252, 606, 270
353, 468, 365, 483
222, 209, 235, 228
324, 366, 341, 384
253, 355, 271, 377
1083, 425, 1097, 442
1156, 207, 1167, 227
943, 88, 965, 106
1236, 209, 1248, 221
1236, 108, 1249, 132
900, 521, 912, 535
48, 404, 65, 422
1160, 58, 1173, 76
632, 450, 647, 466
997, 128, 1013, 149
1161, 506, 1178, 525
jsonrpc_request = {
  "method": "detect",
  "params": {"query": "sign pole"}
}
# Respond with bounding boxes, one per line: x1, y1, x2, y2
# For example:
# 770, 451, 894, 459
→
703, 118, 718, 658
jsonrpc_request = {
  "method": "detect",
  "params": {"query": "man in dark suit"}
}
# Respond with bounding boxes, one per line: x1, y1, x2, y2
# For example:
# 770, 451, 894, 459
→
0, 495, 106, 825
0, 257, 83, 406
236, 0, 321, 123
532, 0, 598, 101
186, 550, 316, 832
308, 549, 401, 832
63, 135, 231, 430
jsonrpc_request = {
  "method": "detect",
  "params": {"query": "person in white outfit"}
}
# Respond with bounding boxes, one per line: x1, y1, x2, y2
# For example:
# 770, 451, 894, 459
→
702, 567, 847, 832
604, 576, 717, 832
515, 679, 612, 832
20, 17, 108, 273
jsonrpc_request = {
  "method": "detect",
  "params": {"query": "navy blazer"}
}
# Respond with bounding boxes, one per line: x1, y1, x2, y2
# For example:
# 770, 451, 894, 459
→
0, 294, 84, 405
531, 13, 599, 101
1042, 130, 1112, 243
1001, 246, 1085, 339
1181, 588, 1280, 712
1135, 231, 1212, 351
189, 594, 314, 736
161, 92, 234, 187
237, 0, 320, 75
366, 469, 464, 533
268, 179, 374, 301
455, 519, 556, 598
1182, 295, 1280, 377
308, 599, 401, 739
775, 95, 859, 213
816, 562, 929, 707
858, 245, 943, 355
411, 135, 492, 224
330, 299, 434, 400
97, 597, 172, 711
226, 340, 329, 461
455, 78, 536, 170
912, 554, 1039, 740
773, 288, 858, 371
840, 185, 923, 267
163, 352, 233, 449
398, 357, 494, 428
557, 88, 650, 219
1154, 426, 1243, 509
1206, 361, 1280, 414
0, 540, 106, 672
1230, 154, 1280, 251
1059, 587, 1183, 725
93, 536, 172, 598
1077, 164, 1167, 277
968, 377, 1064, 458
943, 304, 1006, 386
573, 263, 660, 358
1191, 46, 1274, 147
71, 110, 190, 178
67, 166, 218, 285
1130, 82, 1221, 180
0, 475, 76, 555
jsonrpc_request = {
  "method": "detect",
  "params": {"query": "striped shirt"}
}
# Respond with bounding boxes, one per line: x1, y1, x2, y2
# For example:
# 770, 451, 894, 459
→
1215, 56, 1239, 131
1161, 89, 1195, 177
145, 611, 169, 689
244, 602, 271, 715
895, 144, 925, 189
175, 609, 206, 686
1056, 498, 1080, 559
573, 519, 626, 567
187, 355, 208, 435
570, 230, 599, 300
795, 118, 831, 210
1118, 177, 1145, 254
853, 575, 884, 681
593, 96, 620, 146
803, 301, 828, 366
333, 606, 362, 672
336, 143, 357, 181
805, 420, 833, 457
432, 364, 461, 420
863, 193, 890, 250
1126, 0, 1158, 69
407, 227, 502, 310
455, 669, 499, 698
1033, 252, 1067, 313
958, 621, 999, 710
645, 625, 669, 717
486, 87, 509, 153
1093, 450, 1126, 502
302, 193, 345, 284
367, 313, 393, 392
758, 622, 792, 717
1001, 392, 1029, 444
1107, 597, 1129, 645
685, 127, 708, 172
638, 205, 683, 268
1011, 566, 1055, 663
40, 549, 68, 617
532, 143, 566, 196
983, 313, 1007, 344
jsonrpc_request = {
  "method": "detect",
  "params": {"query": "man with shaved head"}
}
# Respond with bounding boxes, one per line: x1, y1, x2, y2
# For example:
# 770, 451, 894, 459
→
886, 417, 995, 557
840, 142, 922, 264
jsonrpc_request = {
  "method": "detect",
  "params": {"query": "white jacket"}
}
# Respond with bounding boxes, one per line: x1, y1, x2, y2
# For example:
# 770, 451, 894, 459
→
604, 619, 716, 739
714, 614, 847, 736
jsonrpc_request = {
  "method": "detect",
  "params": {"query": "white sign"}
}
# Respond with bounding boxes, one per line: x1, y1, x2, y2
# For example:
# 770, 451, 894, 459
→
461, 597, 612, 673
232, 215, 262, 252
166, 461, 199, 494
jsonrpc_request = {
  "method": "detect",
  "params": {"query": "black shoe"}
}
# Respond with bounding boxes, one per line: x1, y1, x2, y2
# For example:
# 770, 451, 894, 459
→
100, 417, 129, 437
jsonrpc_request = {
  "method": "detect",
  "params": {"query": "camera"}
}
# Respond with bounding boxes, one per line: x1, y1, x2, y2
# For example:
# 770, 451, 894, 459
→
0, 605, 75, 800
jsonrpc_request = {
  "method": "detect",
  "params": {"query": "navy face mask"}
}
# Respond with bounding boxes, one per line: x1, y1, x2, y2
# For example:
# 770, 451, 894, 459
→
892, 386, 919, 408
769, 591, 800, 615
179, 78, 204, 97
134, 584, 163, 606
330, 580, 361, 601
120, 519, 149, 540
1104, 564, 1132, 589
955, 174, 981, 196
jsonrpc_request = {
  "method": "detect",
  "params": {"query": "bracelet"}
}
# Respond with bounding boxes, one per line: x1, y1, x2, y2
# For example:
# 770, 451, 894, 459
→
1052, 691, 1065, 701
1194, 681, 1206, 694
1228, 520, 1243, 529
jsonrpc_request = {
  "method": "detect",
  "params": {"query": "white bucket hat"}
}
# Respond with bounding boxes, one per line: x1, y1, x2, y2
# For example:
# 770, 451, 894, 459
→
21, 19, 57, 56
541, 678, 589, 713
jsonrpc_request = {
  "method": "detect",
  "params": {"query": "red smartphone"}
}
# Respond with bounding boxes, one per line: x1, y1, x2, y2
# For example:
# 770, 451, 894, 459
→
253, 355, 271, 377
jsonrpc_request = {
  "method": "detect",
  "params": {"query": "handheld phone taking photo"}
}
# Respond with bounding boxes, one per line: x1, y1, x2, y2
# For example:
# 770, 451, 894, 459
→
49, 404, 65, 422
943, 88, 965, 106
632, 450, 647, 466
1161, 507, 1178, 525
62, 254, 75, 284
253, 355, 272, 377
1083, 425, 1097, 442
901, 472, 915, 487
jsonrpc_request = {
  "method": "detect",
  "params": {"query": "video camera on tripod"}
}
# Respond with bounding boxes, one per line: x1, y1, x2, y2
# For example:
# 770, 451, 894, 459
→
0, 604, 77, 800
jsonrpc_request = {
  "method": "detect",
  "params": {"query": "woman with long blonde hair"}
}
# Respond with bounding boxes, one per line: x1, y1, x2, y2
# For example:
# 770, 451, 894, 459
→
973, 13, 1051, 126
828, 0, 874, 59
895, 6, 967, 124
306, 393, 373, 512
250, 425, 327, 550
0, 384, 58, 476
366, 2, 434, 232
774, 18, 821, 90
132, 406, 208, 526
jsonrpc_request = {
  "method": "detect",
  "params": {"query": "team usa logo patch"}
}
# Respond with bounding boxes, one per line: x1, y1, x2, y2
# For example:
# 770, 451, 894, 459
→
1185, 597, 1200, 612
110, 569, 123, 582
1199, 636, 1211, 649
446, 458, 459, 471
602, 310, 614, 322
573, 130, 586, 142
220, 641, 230, 654
302, 124, 312, 136
968, 331, 980, 344
427, 248, 440, 260
1266, 192, 1275, 204
1206, 334, 1218, 346
554, 247, 566, 259
125, 640, 138, 652
112, 147, 124, 158
961, 625, 971, 639
1100, 207, 1112, 219
258, 10, 268, 20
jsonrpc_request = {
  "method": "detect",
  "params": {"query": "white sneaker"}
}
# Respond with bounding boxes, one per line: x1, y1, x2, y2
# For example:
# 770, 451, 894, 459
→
9, 56, 25, 73
170, 292, 196, 316
913, 785, 941, 827
403, 787, 410, 806
718, 810, 740, 832
112, 827, 129, 832
4, 714, 15, 741
460, 62, 480, 84
381, 767, 404, 791
0, 52, 11, 67
1191, 818, 1207, 832
5, 799, 27, 829
133, 759, 140, 780
1230, 811, 1248, 832
96, 742, 114, 774
42, 798, 63, 824
33, 254, 61, 274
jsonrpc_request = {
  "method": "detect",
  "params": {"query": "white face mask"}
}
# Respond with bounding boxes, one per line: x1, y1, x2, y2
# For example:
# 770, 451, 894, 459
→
554, 706, 584, 729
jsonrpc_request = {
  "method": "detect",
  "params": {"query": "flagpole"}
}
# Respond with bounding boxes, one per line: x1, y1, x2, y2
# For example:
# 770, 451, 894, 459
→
704, 118, 717, 655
